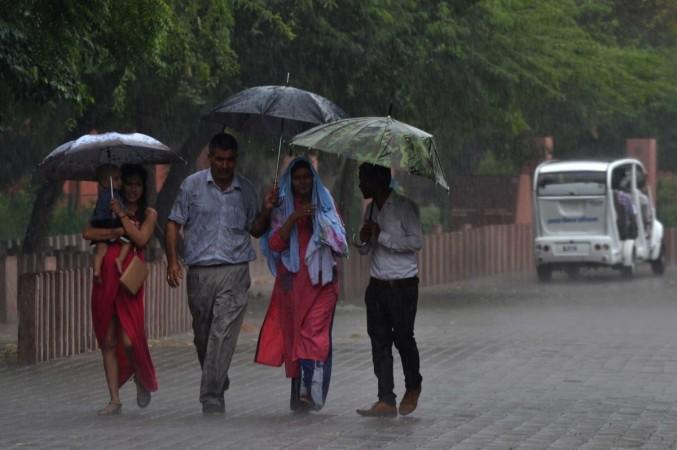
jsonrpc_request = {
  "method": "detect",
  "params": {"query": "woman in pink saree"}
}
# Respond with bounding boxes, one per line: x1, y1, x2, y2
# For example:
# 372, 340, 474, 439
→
256, 157, 347, 411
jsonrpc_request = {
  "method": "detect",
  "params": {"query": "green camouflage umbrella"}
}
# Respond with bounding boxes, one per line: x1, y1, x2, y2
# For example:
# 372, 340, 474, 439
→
290, 116, 449, 190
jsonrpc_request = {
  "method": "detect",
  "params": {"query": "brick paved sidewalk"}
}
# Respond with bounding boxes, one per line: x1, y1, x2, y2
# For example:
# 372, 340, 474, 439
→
3, 269, 677, 449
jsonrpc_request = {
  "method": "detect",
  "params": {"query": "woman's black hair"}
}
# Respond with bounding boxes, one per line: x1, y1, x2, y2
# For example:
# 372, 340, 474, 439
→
120, 164, 148, 223
290, 158, 313, 176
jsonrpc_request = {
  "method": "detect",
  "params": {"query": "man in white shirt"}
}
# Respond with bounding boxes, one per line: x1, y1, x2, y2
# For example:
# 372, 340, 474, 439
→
355, 163, 423, 418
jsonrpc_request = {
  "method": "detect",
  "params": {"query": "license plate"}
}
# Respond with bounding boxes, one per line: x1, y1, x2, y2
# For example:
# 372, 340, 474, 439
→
555, 243, 589, 255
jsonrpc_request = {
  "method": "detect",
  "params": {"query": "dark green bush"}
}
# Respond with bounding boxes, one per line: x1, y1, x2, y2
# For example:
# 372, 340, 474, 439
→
657, 177, 677, 228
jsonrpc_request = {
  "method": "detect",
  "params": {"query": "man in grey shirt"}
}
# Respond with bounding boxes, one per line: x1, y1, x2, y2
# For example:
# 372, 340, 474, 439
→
355, 163, 423, 418
165, 132, 276, 414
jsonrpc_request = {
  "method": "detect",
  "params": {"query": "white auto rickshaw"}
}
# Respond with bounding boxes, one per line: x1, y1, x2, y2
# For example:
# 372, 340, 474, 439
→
533, 158, 665, 281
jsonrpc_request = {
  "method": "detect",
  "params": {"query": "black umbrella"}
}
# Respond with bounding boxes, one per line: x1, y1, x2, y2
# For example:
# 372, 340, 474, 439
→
39, 132, 184, 181
203, 81, 348, 183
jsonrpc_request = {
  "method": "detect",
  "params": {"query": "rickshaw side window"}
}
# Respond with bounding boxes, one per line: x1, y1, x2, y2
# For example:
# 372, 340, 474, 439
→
636, 169, 647, 190
537, 171, 607, 196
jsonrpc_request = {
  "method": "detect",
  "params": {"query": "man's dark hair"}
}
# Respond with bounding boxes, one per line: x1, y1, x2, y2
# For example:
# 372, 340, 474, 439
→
359, 162, 391, 189
209, 132, 238, 154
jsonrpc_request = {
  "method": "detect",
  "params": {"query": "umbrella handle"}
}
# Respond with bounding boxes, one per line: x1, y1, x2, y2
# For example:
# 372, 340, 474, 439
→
274, 135, 283, 187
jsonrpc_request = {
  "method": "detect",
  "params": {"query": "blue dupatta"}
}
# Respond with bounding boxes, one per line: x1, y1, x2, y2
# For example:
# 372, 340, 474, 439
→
260, 157, 348, 285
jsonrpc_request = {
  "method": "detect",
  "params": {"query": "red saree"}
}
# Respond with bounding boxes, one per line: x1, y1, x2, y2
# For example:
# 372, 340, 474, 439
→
91, 241, 158, 392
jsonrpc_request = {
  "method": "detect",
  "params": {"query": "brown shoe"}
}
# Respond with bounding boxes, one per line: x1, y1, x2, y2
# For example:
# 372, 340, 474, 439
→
356, 401, 397, 417
399, 387, 421, 416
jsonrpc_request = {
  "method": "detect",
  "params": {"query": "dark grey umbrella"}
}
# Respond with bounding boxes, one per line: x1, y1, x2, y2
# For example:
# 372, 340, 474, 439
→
39, 132, 184, 181
203, 85, 347, 137
203, 84, 348, 182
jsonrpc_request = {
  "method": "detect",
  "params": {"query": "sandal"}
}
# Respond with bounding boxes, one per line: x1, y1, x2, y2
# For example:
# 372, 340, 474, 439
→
298, 394, 314, 411
97, 402, 121, 416
290, 378, 301, 411
135, 377, 151, 408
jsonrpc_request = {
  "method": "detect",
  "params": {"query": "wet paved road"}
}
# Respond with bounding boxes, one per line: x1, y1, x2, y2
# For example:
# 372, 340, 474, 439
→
2, 267, 677, 449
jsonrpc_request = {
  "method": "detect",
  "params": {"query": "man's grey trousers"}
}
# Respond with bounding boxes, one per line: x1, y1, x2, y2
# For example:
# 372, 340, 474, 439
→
187, 263, 250, 410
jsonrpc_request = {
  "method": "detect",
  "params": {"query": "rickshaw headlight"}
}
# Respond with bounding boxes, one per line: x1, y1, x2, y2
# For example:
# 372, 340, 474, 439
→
594, 244, 601, 251
543, 245, 550, 252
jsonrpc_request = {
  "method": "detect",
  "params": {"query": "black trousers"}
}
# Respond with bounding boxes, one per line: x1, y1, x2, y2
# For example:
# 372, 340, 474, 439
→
365, 276, 422, 405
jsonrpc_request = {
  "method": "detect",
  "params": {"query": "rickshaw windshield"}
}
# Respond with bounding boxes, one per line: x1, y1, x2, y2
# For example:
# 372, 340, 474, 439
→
537, 171, 607, 197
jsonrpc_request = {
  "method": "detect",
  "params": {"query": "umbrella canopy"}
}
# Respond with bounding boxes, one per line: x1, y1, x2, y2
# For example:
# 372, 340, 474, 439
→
39, 132, 184, 181
203, 85, 348, 138
290, 116, 450, 190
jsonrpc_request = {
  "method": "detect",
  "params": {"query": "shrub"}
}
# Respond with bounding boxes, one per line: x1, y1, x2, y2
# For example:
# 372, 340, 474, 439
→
420, 205, 441, 234
0, 183, 93, 241
49, 204, 92, 236
657, 176, 677, 228
0, 188, 35, 240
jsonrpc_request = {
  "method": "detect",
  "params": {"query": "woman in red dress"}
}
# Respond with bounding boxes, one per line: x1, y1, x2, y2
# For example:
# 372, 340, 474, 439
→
256, 157, 348, 412
83, 164, 158, 415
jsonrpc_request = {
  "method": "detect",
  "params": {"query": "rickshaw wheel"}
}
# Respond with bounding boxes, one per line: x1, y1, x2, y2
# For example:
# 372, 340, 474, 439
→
620, 243, 636, 279
651, 244, 666, 275
537, 265, 552, 282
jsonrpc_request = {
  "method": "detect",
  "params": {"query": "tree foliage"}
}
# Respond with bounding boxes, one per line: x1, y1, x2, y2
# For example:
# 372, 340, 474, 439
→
0, 0, 236, 188
2, 0, 677, 241
231, 0, 677, 171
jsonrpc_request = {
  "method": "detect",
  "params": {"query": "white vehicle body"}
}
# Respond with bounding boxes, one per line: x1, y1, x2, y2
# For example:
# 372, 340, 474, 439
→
533, 158, 665, 280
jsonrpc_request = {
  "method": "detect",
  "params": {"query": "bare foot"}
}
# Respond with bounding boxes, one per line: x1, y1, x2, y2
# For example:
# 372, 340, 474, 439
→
97, 401, 121, 416
115, 258, 123, 274
94, 271, 103, 284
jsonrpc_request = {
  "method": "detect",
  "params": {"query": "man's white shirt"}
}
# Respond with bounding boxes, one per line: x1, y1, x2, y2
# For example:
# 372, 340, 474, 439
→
358, 191, 423, 280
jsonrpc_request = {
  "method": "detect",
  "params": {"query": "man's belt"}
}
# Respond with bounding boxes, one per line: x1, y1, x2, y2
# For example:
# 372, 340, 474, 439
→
369, 276, 419, 289
188, 262, 245, 270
